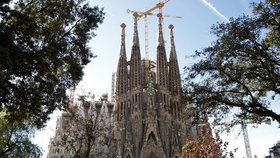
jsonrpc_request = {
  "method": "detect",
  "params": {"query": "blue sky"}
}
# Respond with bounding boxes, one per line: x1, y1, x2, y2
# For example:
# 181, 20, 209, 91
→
33, 0, 280, 157
82, 0, 253, 94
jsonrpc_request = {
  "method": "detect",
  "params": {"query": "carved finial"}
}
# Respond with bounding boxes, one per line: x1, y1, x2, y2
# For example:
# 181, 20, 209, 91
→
133, 12, 138, 18
168, 24, 174, 30
120, 23, 126, 28
120, 23, 126, 57
157, 13, 163, 25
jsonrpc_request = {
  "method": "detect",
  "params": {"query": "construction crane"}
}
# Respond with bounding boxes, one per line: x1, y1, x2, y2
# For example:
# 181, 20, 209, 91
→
127, 9, 182, 22
127, 0, 181, 80
241, 121, 252, 158
213, 120, 252, 158
242, 118, 271, 158
127, 9, 181, 78
214, 118, 271, 158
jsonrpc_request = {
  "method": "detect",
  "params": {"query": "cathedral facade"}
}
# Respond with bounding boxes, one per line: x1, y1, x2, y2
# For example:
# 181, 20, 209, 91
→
47, 13, 195, 158
110, 13, 194, 158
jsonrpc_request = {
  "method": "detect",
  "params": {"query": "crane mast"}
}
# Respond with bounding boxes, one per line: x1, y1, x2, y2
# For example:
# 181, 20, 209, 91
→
241, 121, 252, 158
215, 118, 270, 158
127, 0, 181, 81
144, 15, 149, 66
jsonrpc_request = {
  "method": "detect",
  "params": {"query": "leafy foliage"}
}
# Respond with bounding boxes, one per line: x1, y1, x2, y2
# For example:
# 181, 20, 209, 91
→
0, 111, 42, 158
0, 0, 104, 127
183, 0, 280, 125
181, 122, 233, 158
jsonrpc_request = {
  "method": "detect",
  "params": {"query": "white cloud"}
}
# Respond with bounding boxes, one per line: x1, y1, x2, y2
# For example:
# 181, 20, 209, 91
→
201, 0, 229, 22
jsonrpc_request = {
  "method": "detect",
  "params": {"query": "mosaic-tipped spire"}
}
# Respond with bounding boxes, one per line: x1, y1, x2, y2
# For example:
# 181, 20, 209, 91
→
132, 13, 140, 46
157, 13, 165, 46
120, 23, 126, 58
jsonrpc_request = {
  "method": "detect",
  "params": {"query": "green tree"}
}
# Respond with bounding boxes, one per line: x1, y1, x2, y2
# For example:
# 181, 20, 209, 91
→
0, 0, 104, 127
183, 0, 280, 125
0, 111, 42, 157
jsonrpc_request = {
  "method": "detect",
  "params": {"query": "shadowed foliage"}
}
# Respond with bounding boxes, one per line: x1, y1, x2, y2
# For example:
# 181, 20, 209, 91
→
0, 0, 104, 127
0, 0, 104, 156
183, 0, 280, 126
0, 110, 42, 157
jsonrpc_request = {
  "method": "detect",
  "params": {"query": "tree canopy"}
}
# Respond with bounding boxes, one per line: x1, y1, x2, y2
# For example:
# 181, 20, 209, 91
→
0, 111, 42, 157
183, 0, 280, 126
0, 0, 104, 127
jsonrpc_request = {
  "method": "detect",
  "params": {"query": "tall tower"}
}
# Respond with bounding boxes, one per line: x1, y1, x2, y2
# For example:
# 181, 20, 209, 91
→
168, 24, 181, 94
130, 13, 142, 90
156, 13, 169, 89
111, 14, 194, 158
115, 23, 129, 121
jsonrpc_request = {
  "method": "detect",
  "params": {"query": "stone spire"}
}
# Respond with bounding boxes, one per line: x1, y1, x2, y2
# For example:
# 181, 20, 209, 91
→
169, 24, 177, 60
120, 23, 126, 57
116, 23, 128, 96
130, 13, 142, 89
156, 13, 169, 88
157, 13, 165, 46
168, 24, 181, 93
132, 13, 140, 46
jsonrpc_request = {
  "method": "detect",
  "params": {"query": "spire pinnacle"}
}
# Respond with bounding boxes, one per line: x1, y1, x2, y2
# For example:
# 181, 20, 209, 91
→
169, 24, 177, 59
132, 13, 140, 46
157, 13, 165, 46
120, 23, 126, 57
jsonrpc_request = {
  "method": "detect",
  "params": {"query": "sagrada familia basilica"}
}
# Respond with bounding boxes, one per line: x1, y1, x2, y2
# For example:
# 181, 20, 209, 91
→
47, 12, 198, 158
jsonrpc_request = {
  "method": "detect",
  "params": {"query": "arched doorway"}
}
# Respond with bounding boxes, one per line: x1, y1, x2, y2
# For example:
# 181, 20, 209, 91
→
148, 152, 158, 158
